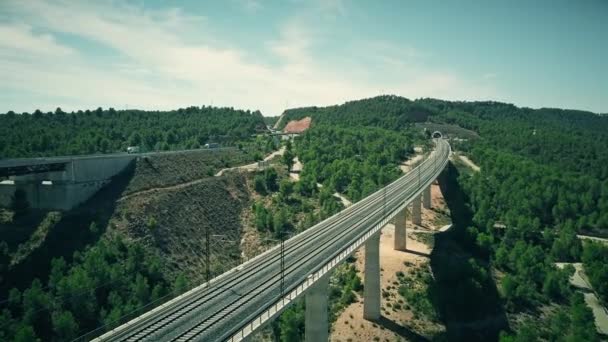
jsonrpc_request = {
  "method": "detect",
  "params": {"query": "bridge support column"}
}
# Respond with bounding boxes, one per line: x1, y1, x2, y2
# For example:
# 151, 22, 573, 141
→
394, 208, 407, 251
364, 231, 381, 321
305, 273, 329, 342
423, 184, 432, 209
412, 195, 422, 226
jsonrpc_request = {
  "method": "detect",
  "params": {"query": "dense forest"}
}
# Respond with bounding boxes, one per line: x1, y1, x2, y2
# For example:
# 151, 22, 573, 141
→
281, 95, 432, 129
0, 235, 186, 341
295, 125, 425, 202
282, 96, 608, 180
250, 126, 421, 341
459, 149, 600, 340
281, 95, 607, 340
2, 95, 607, 340
424, 99, 606, 339
0, 105, 269, 341
427, 100, 608, 179
0, 106, 266, 158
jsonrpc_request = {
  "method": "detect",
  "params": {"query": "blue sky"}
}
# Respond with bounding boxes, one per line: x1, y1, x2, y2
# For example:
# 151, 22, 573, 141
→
0, 0, 606, 115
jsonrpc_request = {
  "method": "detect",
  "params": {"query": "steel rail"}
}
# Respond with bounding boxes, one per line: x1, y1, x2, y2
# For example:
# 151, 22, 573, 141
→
108, 145, 437, 341
94, 139, 449, 342
181, 145, 447, 341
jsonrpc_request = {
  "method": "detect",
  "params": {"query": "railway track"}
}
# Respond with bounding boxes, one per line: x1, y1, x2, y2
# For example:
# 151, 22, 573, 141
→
94, 139, 450, 341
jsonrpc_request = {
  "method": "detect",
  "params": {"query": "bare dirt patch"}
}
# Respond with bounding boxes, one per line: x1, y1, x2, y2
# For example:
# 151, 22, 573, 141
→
283, 117, 312, 134
457, 154, 480, 172
331, 182, 450, 341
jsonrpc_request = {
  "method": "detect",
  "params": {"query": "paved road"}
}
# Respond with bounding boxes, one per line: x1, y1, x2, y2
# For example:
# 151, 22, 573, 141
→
94, 139, 450, 342
556, 262, 608, 335
577, 234, 608, 245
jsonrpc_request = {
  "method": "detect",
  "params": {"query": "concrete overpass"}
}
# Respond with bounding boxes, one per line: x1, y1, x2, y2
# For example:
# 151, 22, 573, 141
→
93, 139, 450, 342
0, 148, 234, 210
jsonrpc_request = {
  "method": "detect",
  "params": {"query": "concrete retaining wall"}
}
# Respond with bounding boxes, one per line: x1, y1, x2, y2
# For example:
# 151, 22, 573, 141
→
0, 156, 134, 210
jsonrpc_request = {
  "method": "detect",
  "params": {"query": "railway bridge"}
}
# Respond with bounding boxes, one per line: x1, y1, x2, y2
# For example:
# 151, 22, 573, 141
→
92, 139, 450, 341
0, 148, 233, 210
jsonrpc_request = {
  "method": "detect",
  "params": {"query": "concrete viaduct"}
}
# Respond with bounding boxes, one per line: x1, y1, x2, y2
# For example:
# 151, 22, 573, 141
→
0, 148, 234, 211
93, 138, 450, 342
0, 154, 135, 210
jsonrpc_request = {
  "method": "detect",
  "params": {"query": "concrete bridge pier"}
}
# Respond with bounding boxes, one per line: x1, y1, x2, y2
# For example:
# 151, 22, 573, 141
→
423, 185, 432, 209
305, 273, 330, 342
363, 231, 381, 321
412, 195, 422, 226
394, 208, 407, 251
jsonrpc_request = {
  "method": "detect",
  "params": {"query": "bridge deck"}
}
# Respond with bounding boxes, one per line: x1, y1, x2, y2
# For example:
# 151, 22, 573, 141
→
93, 140, 450, 342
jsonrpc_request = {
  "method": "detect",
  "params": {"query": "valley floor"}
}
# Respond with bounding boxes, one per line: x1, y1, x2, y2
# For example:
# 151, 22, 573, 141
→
331, 182, 450, 341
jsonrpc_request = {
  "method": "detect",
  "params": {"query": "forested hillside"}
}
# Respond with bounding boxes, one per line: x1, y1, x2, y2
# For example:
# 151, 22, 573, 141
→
251, 125, 427, 341
283, 96, 608, 235
427, 100, 608, 178
2, 95, 606, 341
280, 95, 607, 340
0, 105, 271, 341
427, 100, 606, 339
295, 126, 424, 202
0, 161, 256, 341
0, 106, 266, 158
281, 95, 431, 129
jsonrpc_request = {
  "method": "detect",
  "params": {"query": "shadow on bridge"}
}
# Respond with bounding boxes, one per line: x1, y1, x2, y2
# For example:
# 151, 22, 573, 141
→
427, 162, 509, 341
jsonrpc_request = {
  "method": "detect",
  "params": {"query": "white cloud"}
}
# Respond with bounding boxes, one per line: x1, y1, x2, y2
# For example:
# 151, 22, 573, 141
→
0, 23, 74, 57
0, 0, 498, 115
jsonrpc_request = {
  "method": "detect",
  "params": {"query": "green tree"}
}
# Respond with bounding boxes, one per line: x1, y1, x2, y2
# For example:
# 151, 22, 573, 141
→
146, 217, 158, 231
273, 209, 289, 239
173, 273, 189, 295
551, 225, 581, 261
279, 179, 294, 199
22, 279, 50, 334
133, 274, 150, 305
14, 324, 38, 342
254, 203, 270, 232
282, 148, 295, 171
264, 168, 279, 192
254, 174, 267, 194
279, 304, 304, 342
52, 310, 78, 341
